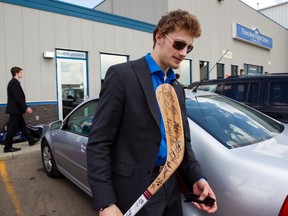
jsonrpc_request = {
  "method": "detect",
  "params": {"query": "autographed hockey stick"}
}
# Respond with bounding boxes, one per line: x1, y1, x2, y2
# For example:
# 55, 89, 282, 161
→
124, 83, 185, 216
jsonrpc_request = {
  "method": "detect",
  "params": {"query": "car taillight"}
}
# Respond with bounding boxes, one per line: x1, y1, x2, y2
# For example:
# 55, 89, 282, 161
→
279, 196, 288, 216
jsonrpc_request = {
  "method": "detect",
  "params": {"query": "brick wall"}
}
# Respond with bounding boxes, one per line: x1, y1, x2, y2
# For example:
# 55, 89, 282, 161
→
0, 104, 58, 130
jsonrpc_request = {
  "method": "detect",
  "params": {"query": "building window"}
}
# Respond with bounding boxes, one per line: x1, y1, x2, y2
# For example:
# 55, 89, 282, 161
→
231, 65, 238, 77
200, 60, 209, 80
100, 53, 129, 83
217, 63, 224, 79
175, 59, 191, 86
244, 64, 263, 75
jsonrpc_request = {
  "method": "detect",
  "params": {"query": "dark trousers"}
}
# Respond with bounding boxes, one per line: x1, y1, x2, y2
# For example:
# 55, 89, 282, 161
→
136, 172, 183, 216
4, 114, 32, 150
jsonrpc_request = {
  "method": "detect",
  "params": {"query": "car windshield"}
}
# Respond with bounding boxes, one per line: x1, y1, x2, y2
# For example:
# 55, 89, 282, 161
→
186, 94, 284, 149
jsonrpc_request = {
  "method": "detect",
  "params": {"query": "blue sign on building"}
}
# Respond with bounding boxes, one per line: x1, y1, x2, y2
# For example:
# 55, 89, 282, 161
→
232, 23, 273, 49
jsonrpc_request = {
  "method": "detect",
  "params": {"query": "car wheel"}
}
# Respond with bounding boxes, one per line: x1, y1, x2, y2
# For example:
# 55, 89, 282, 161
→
41, 140, 62, 178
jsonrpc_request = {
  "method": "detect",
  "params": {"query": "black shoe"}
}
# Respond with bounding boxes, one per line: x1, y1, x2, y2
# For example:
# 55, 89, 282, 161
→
29, 138, 39, 146
4, 147, 21, 153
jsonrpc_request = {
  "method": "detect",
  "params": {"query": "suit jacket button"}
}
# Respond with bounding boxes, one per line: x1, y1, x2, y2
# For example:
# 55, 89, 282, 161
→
156, 141, 160, 146
147, 169, 151, 174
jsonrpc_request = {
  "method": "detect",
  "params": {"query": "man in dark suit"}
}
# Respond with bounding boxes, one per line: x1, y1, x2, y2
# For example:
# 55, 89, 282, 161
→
3, 66, 38, 153
87, 9, 217, 216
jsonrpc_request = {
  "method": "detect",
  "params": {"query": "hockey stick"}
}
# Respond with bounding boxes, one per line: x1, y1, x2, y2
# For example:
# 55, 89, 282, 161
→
124, 83, 185, 216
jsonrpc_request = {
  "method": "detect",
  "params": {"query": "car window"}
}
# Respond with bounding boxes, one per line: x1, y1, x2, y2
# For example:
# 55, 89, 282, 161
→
269, 81, 288, 106
65, 100, 98, 136
186, 95, 284, 149
248, 82, 260, 104
222, 83, 249, 102
195, 84, 218, 92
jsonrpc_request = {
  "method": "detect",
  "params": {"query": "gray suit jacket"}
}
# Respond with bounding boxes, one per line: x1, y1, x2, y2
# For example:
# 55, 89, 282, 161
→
87, 56, 204, 212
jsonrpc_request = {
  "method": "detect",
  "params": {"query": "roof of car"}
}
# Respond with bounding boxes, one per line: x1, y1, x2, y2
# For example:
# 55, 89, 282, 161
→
185, 89, 217, 97
190, 72, 288, 87
227, 72, 288, 79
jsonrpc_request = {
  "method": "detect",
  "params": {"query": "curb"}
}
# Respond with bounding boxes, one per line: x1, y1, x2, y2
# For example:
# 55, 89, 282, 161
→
0, 141, 41, 161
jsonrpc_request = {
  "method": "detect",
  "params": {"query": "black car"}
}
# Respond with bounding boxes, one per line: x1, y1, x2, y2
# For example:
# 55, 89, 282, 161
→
189, 73, 288, 123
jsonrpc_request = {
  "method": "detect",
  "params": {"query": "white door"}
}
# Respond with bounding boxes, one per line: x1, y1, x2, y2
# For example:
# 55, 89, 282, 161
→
56, 57, 87, 120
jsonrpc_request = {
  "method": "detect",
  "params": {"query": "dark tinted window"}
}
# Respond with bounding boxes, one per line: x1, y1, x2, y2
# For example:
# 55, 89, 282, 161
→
269, 81, 288, 106
248, 82, 260, 104
222, 83, 249, 102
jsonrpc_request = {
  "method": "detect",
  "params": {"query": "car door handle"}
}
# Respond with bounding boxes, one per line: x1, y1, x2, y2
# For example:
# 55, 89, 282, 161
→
80, 144, 86, 153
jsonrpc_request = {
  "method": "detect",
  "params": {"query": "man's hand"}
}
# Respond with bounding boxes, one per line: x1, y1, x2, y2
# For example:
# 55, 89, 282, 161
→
99, 204, 123, 216
26, 107, 33, 114
191, 178, 217, 213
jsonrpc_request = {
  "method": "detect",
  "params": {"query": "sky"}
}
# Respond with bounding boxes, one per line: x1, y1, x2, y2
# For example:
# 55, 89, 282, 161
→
59, 0, 103, 8
59, 0, 286, 9
240, 0, 285, 9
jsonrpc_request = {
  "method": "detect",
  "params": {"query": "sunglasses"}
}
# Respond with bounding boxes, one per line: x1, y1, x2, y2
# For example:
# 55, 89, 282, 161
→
164, 34, 194, 54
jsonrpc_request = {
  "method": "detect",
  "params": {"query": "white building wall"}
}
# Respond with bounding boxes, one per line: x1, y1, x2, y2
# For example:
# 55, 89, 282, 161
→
168, 0, 288, 80
0, 2, 152, 104
97, 0, 288, 81
96, 0, 168, 24
260, 2, 288, 28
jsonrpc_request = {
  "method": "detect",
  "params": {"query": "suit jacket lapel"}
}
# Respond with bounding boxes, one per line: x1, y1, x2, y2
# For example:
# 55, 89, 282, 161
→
132, 57, 160, 128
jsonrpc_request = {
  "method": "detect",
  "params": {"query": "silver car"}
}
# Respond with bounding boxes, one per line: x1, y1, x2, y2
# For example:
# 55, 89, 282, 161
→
41, 91, 288, 216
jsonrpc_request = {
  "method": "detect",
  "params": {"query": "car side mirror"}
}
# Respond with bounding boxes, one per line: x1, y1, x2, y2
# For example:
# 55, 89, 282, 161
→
50, 120, 63, 130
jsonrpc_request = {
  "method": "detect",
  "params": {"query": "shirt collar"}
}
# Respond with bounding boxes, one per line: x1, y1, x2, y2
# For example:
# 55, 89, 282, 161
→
145, 53, 176, 81
145, 53, 161, 74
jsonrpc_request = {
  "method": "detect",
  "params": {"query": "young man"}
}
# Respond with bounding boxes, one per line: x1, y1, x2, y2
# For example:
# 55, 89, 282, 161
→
4, 66, 38, 153
87, 9, 217, 216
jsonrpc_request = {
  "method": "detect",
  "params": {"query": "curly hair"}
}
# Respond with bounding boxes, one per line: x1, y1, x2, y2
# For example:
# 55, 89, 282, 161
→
153, 9, 201, 48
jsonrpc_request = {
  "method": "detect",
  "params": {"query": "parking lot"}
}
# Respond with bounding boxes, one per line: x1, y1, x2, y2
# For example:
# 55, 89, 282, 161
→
0, 142, 96, 216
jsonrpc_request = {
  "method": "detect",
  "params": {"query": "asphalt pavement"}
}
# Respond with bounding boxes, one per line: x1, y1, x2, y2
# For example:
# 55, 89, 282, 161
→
0, 141, 41, 160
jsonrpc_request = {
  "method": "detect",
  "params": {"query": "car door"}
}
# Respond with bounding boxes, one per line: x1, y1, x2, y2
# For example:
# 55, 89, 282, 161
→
52, 99, 98, 188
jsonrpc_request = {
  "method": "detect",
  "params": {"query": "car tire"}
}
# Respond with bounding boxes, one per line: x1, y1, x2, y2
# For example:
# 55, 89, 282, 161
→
41, 140, 62, 178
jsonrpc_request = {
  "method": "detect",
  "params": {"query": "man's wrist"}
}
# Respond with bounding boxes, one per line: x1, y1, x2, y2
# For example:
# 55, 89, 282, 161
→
99, 203, 115, 211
